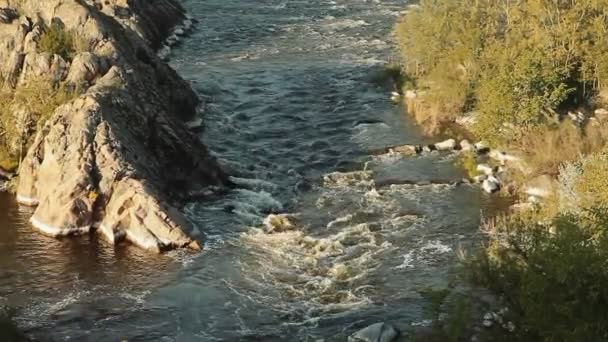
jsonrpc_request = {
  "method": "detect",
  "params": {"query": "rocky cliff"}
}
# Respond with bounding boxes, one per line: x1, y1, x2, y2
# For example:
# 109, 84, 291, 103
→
0, 0, 229, 252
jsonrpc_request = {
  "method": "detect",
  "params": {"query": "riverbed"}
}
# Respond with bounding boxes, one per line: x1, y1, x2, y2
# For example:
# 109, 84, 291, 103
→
0, 0, 499, 340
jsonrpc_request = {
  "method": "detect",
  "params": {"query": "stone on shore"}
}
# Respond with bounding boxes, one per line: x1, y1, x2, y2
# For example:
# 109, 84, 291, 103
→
477, 164, 494, 176
434, 138, 456, 151
459, 139, 473, 151
482, 176, 501, 194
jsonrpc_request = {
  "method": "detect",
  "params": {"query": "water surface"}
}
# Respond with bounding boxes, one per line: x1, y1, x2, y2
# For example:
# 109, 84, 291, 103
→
0, 0, 497, 340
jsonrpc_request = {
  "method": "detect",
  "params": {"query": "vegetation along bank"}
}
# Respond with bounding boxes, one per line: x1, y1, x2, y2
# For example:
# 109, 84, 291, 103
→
393, 1, 608, 340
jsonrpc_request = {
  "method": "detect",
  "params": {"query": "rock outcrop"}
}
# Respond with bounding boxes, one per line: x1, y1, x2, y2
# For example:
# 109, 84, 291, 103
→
0, 0, 229, 252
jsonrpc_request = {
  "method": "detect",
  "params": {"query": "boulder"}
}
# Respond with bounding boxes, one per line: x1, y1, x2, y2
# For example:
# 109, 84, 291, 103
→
489, 149, 520, 165
473, 174, 488, 183
476, 164, 494, 176
474, 141, 490, 154
391, 144, 419, 156
482, 176, 501, 194
434, 138, 456, 151
65, 52, 102, 86
459, 139, 473, 152
0, 8, 18, 24
349, 323, 399, 342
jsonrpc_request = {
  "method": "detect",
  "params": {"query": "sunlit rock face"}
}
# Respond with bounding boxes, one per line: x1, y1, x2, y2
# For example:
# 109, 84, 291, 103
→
0, 0, 228, 252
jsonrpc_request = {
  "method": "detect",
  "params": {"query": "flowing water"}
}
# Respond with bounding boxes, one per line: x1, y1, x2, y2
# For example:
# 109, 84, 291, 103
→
0, 0, 506, 340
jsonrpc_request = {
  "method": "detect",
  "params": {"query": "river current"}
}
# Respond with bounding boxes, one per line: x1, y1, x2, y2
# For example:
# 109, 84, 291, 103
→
0, 0, 500, 340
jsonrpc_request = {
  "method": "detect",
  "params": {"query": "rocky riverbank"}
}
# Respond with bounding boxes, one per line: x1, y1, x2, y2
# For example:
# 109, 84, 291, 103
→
0, 0, 229, 252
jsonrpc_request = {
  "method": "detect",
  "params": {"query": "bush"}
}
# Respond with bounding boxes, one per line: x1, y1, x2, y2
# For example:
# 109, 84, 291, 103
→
470, 209, 608, 341
395, 0, 608, 143
38, 22, 87, 61
554, 150, 608, 214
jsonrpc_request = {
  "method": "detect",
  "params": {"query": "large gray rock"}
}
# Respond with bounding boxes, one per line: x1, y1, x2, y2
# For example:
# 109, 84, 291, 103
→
349, 323, 399, 342
0, 0, 229, 252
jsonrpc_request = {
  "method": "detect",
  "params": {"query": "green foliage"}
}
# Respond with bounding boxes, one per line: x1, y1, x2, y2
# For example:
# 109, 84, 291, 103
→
395, 0, 608, 143
470, 209, 608, 341
413, 288, 474, 342
38, 22, 87, 61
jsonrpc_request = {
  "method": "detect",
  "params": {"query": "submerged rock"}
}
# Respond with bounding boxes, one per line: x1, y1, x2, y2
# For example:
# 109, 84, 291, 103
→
3, 0, 228, 252
263, 214, 297, 233
349, 322, 399, 342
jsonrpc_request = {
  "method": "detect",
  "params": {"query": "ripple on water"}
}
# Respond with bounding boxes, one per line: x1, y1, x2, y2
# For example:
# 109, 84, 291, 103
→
0, 0, 494, 339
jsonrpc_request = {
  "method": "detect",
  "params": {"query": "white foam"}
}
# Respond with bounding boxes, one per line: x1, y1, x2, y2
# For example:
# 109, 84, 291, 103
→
324, 19, 369, 30
323, 170, 373, 188
395, 251, 415, 269
16, 194, 38, 206
234, 189, 283, 214
46, 290, 90, 314
371, 151, 404, 164
421, 240, 452, 255
157, 45, 171, 60
327, 214, 353, 228
125, 228, 161, 252
30, 216, 90, 237
411, 319, 433, 327
229, 176, 278, 191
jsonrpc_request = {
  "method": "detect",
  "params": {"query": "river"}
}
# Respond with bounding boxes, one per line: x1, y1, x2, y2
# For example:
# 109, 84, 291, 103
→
0, 0, 500, 340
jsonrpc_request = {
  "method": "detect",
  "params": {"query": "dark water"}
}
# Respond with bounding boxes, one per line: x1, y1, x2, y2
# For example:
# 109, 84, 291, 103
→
0, 0, 500, 340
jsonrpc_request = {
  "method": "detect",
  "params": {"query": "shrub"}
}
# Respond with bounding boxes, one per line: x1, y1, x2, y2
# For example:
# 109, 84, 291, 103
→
0, 79, 78, 168
556, 150, 608, 213
470, 209, 608, 341
455, 150, 481, 179
38, 22, 87, 61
